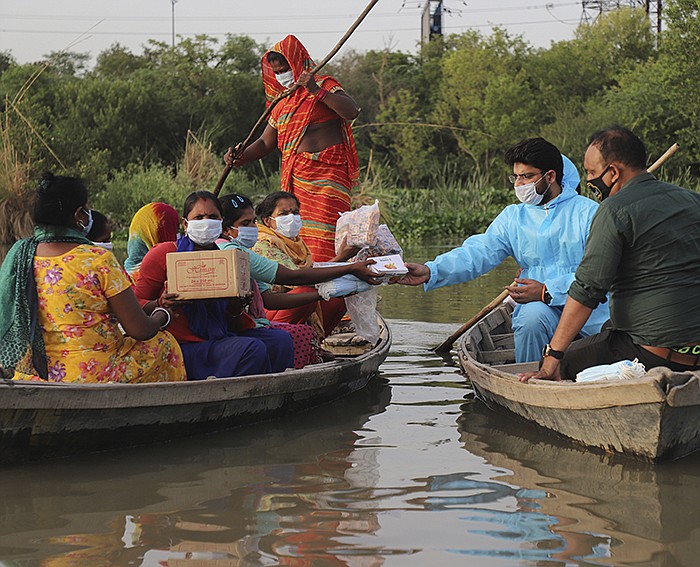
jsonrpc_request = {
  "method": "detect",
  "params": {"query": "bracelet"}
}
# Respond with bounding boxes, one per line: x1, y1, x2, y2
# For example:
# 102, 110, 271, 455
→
151, 306, 171, 330
541, 285, 546, 302
314, 88, 329, 102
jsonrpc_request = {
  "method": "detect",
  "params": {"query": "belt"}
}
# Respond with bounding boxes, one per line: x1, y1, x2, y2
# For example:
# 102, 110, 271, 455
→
640, 345, 700, 367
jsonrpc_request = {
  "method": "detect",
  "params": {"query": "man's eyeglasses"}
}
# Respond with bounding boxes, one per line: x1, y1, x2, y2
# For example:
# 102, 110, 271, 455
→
508, 171, 543, 184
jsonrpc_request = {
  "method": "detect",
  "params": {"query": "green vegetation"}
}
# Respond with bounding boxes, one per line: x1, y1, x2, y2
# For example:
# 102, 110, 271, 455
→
0, 2, 698, 243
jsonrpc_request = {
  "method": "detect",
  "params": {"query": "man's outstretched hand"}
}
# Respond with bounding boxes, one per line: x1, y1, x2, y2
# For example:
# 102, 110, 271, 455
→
392, 263, 430, 286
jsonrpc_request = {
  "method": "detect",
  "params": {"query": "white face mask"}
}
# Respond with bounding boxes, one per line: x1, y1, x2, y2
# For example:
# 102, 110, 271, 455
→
186, 218, 223, 246
515, 174, 547, 206
275, 70, 295, 88
92, 241, 113, 251
273, 213, 302, 239
78, 208, 93, 235
234, 226, 259, 249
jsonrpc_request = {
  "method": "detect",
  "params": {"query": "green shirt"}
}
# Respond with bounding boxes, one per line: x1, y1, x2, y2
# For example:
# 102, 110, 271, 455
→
569, 172, 700, 347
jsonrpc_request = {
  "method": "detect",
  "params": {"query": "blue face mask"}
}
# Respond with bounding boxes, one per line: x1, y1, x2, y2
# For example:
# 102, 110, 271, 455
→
78, 208, 93, 235
234, 226, 259, 249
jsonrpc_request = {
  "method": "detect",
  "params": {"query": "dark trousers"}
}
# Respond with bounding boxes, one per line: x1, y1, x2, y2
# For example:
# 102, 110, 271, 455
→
560, 329, 700, 380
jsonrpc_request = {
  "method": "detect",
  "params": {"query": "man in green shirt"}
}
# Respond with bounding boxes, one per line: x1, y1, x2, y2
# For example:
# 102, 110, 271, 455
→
521, 126, 700, 381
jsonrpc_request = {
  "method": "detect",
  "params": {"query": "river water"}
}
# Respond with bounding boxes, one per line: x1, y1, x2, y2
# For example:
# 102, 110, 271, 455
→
0, 245, 699, 566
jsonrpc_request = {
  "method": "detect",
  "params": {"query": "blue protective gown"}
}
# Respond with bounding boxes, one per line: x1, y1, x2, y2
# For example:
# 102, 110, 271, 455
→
425, 156, 610, 362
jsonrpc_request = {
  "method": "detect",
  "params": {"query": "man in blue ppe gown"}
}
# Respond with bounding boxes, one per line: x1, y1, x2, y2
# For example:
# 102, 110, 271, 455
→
398, 137, 610, 362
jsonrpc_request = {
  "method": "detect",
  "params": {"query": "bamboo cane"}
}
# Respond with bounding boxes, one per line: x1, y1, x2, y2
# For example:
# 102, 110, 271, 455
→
647, 143, 679, 173
432, 142, 681, 354
213, 0, 381, 196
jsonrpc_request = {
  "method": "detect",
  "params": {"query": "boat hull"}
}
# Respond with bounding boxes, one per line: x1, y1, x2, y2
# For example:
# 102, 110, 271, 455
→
0, 318, 391, 463
458, 305, 700, 462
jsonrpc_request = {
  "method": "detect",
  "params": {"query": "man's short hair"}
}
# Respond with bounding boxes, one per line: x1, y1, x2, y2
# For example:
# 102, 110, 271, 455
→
504, 138, 564, 186
588, 126, 647, 170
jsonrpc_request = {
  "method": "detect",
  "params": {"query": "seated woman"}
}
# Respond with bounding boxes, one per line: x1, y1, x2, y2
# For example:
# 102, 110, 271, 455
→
220, 194, 323, 368
124, 202, 180, 282
252, 191, 356, 338
86, 210, 113, 250
0, 173, 185, 384
133, 191, 295, 380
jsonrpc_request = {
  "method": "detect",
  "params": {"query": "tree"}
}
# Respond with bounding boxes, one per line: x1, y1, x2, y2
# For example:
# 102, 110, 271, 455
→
433, 29, 537, 174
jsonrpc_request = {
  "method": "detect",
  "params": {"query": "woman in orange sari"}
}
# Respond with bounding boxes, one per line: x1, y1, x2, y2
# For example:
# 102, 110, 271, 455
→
225, 35, 360, 262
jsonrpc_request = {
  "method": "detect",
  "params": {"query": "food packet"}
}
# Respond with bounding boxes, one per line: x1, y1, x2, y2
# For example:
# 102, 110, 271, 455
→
353, 224, 402, 261
335, 200, 381, 252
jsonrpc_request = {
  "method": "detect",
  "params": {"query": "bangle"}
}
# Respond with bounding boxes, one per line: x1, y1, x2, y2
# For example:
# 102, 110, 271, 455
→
314, 88, 329, 102
541, 285, 546, 302
151, 306, 171, 330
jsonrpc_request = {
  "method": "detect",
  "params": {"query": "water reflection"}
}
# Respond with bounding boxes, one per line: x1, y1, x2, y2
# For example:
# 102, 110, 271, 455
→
458, 398, 700, 566
0, 380, 392, 566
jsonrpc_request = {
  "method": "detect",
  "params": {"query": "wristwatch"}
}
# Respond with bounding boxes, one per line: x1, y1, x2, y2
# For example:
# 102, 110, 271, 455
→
542, 344, 565, 360
543, 288, 552, 305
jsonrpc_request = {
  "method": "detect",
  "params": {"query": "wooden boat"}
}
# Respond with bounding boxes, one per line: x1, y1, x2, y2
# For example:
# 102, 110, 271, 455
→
0, 317, 391, 463
457, 303, 700, 462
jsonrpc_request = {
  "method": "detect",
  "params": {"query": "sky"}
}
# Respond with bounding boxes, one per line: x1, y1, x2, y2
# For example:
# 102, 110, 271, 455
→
0, 1, 586, 66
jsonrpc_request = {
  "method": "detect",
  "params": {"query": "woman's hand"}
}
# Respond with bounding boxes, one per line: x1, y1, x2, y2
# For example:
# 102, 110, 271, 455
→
332, 236, 361, 262
224, 146, 246, 168
158, 285, 181, 309
505, 278, 544, 304
297, 71, 320, 94
349, 259, 382, 285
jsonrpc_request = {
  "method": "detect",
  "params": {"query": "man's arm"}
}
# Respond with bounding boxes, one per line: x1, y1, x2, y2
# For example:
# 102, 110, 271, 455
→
519, 297, 593, 382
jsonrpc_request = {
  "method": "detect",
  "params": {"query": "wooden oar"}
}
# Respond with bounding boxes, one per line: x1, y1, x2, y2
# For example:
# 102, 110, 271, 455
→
213, 0, 381, 196
432, 142, 681, 354
433, 283, 515, 353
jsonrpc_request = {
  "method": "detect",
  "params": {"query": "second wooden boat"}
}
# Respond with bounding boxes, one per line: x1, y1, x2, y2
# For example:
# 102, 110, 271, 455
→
457, 303, 700, 462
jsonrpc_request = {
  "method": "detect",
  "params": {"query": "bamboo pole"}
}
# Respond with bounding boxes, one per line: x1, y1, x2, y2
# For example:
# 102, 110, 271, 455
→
213, 0, 381, 196
433, 284, 515, 354
647, 143, 679, 173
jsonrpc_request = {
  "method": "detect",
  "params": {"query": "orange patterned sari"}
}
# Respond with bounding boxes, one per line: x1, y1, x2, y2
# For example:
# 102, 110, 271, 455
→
263, 35, 359, 261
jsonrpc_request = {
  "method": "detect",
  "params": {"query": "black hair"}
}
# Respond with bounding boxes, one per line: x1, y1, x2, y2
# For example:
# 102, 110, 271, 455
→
266, 51, 288, 66
255, 191, 300, 220
182, 191, 223, 219
504, 138, 564, 186
86, 210, 110, 241
220, 193, 254, 228
588, 126, 647, 170
32, 172, 88, 227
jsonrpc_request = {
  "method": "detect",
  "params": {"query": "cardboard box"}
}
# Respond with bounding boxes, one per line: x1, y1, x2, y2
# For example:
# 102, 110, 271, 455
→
166, 248, 250, 300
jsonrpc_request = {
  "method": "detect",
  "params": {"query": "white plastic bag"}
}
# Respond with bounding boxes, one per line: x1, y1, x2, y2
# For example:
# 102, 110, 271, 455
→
576, 359, 646, 383
344, 288, 380, 344
316, 274, 373, 301
335, 200, 381, 252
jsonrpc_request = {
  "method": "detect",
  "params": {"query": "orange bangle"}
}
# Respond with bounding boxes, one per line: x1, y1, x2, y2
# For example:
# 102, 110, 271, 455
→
541, 285, 547, 302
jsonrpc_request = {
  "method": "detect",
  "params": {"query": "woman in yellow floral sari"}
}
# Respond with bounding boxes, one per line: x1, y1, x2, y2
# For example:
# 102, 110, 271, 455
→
0, 173, 185, 383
